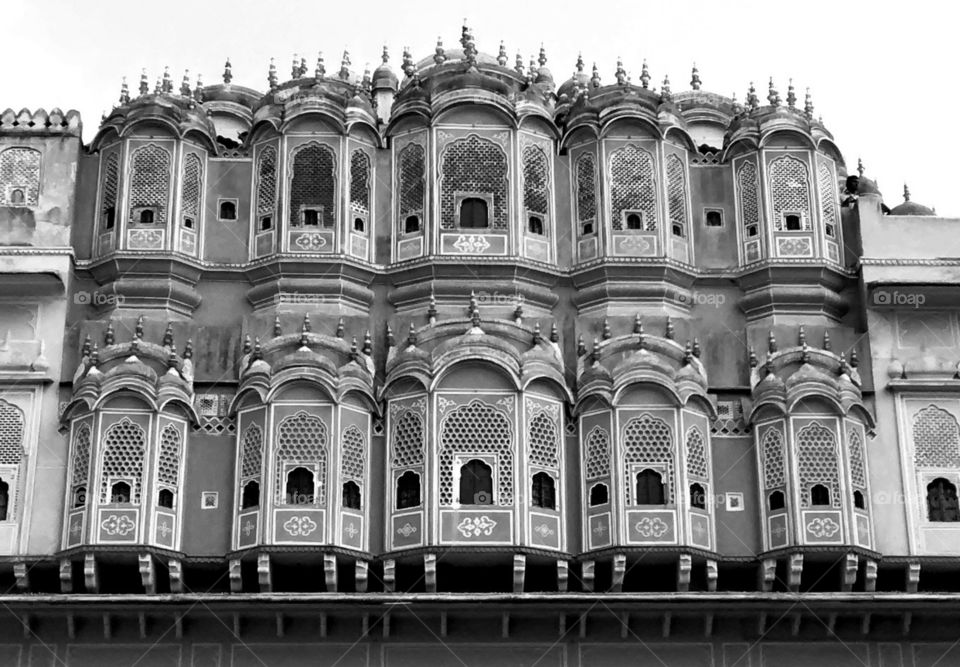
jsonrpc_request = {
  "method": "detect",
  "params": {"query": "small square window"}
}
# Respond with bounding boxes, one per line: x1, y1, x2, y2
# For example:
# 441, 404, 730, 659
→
825, 223, 835, 238
353, 217, 365, 233
404, 214, 421, 234
182, 216, 195, 230
783, 213, 802, 231
528, 215, 544, 235
704, 209, 723, 227
259, 215, 273, 231
672, 223, 684, 237
625, 211, 644, 230
302, 208, 320, 226
725, 492, 744, 512
747, 224, 759, 237
201, 491, 219, 509
581, 221, 594, 236
218, 199, 238, 221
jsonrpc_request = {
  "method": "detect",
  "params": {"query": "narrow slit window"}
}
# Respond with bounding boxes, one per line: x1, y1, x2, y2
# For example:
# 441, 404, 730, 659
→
531, 472, 556, 509
342, 481, 361, 510
241, 480, 260, 509
690, 483, 706, 510
705, 210, 723, 227
927, 478, 959, 522
768, 490, 785, 511
589, 482, 608, 506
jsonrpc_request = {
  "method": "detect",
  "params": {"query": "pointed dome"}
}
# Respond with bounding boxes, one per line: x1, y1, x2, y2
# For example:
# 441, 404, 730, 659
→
889, 184, 935, 216
372, 46, 399, 91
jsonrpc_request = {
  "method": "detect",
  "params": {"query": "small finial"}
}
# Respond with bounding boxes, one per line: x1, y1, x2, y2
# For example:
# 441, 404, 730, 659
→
660, 75, 672, 102
903, 183, 911, 202
692, 338, 701, 358
350, 336, 359, 360
299, 327, 309, 349
602, 319, 611, 339
538, 44, 547, 68
105, 321, 115, 346
798, 325, 806, 346
850, 347, 859, 368
515, 52, 525, 75
163, 322, 174, 348
273, 315, 282, 337
550, 321, 559, 343
590, 62, 601, 88
402, 47, 415, 77
154, 76, 162, 95
513, 295, 524, 323
336, 317, 344, 338
180, 70, 191, 96
299, 56, 308, 78
315, 52, 326, 80
183, 339, 193, 359
291, 54, 300, 79
167, 348, 178, 369
577, 334, 586, 356
731, 92, 743, 116
497, 41, 508, 67
252, 337, 263, 360
407, 323, 417, 347
575, 53, 585, 74
768, 330, 777, 353
339, 50, 351, 80
747, 82, 759, 111
801, 341, 810, 364
690, 63, 701, 90
823, 330, 832, 351
268, 58, 278, 89
90, 343, 100, 366
532, 322, 542, 345
386, 324, 395, 348
527, 55, 537, 85
590, 337, 600, 364
302, 313, 311, 333
857, 158, 865, 177
243, 333, 251, 354
640, 59, 651, 89
767, 77, 779, 106
786, 78, 796, 108
749, 346, 758, 368
804, 87, 814, 119
684, 340, 693, 363
665, 316, 674, 340
193, 74, 203, 102
427, 292, 437, 324
139, 68, 149, 96
615, 57, 627, 85
363, 330, 373, 355
135, 315, 144, 339
381, 45, 389, 66
223, 58, 233, 84
634, 314, 643, 335
162, 66, 173, 93
119, 77, 130, 105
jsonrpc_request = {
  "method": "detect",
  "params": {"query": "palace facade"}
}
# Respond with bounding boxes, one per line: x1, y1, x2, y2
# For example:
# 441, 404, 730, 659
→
1, 27, 959, 666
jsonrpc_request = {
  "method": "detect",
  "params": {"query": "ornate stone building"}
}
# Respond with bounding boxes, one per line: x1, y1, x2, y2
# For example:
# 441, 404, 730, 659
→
1, 26, 959, 666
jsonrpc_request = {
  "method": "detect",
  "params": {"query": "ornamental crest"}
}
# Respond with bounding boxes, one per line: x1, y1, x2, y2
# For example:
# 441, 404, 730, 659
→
456, 515, 497, 538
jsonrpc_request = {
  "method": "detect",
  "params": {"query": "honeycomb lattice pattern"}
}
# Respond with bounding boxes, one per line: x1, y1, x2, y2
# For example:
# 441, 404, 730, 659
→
522, 144, 550, 216
392, 410, 424, 468
584, 426, 610, 480
818, 159, 838, 230
275, 412, 328, 504
341, 425, 365, 483
797, 422, 841, 508
350, 149, 371, 216
738, 160, 760, 228
439, 135, 508, 230
101, 153, 120, 217
157, 424, 181, 487
240, 423, 263, 480
71, 423, 92, 489
256, 147, 278, 216
622, 415, 674, 503
398, 143, 425, 220
769, 156, 811, 231
289, 142, 337, 228
576, 152, 597, 224
128, 144, 171, 223
913, 405, 960, 467
610, 145, 657, 231
666, 154, 687, 232
685, 427, 708, 481
848, 429, 867, 491
439, 400, 513, 505
0, 147, 41, 205
528, 411, 559, 469
761, 427, 785, 490
0, 401, 24, 466
181, 153, 203, 218
100, 418, 146, 503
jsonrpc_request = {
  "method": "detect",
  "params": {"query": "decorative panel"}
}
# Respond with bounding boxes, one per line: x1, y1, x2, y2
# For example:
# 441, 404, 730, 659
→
768, 155, 812, 231
273, 508, 325, 543
99, 417, 146, 504
438, 398, 514, 506
622, 414, 674, 504
609, 145, 657, 231
391, 511, 423, 548
288, 142, 337, 229
0, 147, 41, 206
625, 508, 677, 544
439, 133, 508, 230
128, 143, 171, 224
796, 421, 841, 508
439, 508, 513, 543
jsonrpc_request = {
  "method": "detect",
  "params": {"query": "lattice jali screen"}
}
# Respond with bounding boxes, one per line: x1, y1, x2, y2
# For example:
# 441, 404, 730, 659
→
737, 161, 760, 229
0, 401, 24, 466
817, 160, 838, 232
848, 429, 867, 491
157, 424, 181, 488
392, 410, 424, 468
528, 411, 560, 469
128, 144, 171, 223
666, 154, 688, 233
340, 425, 365, 484
289, 142, 337, 228
761, 427, 785, 490
99, 418, 146, 503
575, 152, 597, 227
256, 147, 278, 216
100, 153, 120, 219
439, 134, 508, 230
71, 423, 92, 490
181, 153, 203, 219
769, 156, 811, 231
796, 422, 841, 508
609, 145, 657, 231
438, 400, 513, 505
240, 423, 263, 480
912, 405, 960, 467
350, 149, 371, 216
275, 412, 328, 504
398, 143, 425, 222
584, 426, 610, 480
685, 427, 708, 481
0, 147, 41, 205
522, 144, 550, 216
622, 415, 674, 503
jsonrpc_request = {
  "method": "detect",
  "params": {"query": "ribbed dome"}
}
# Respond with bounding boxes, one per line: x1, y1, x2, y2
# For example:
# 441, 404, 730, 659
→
889, 186, 935, 216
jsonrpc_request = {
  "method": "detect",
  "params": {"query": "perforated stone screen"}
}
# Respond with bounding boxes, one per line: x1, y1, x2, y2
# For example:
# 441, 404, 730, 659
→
275, 412, 328, 504
913, 405, 960, 467
622, 414, 674, 503
584, 426, 610, 480
289, 143, 337, 228
0, 401, 24, 466
797, 422, 841, 508
71, 423, 92, 489
100, 418, 146, 503
0, 147, 41, 206
609, 145, 657, 231
848, 429, 867, 491
128, 144, 171, 223
157, 424, 181, 487
818, 160, 837, 231
350, 149, 371, 216
439, 400, 513, 505
392, 410, 424, 468
398, 143, 425, 221
666, 154, 688, 232
341, 425, 365, 484
439, 135, 508, 230
522, 144, 550, 216
737, 161, 760, 229
256, 147, 278, 216
769, 156, 811, 231
528, 411, 559, 469
181, 153, 203, 218
576, 152, 597, 225
761, 426, 785, 490
240, 423, 263, 480
685, 427, 708, 481
100, 153, 120, 217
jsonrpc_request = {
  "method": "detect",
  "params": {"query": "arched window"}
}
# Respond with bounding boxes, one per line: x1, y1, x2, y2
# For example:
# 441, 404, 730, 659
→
927, 478, 959, 522
289, 142, 336, 229
459, 459, 493, 505
666, 154, 688, 238
275, 412, 327, 504
100, 418, 146, 504
404, 215, 420, 234
522, 144, 550, 230
459, 197, 489, 228
158, 488, 174, 509
0, 479, 8, 521
796, 422, 840, 508
768, 490, 785, 511
440, 135, 507, 230
139, 209, 154, 224
111, 481, 131, 504
256, 146, 278, 231
181, 152, 203, 230
100, 153, 120, 231
342, 481, 361, 510
73, 485, 87, 509
439, 401, 513, 506
128, 143, 171, 226
626, 213, 643, 230
690, 483, 706, 510
610, 145, 657, 231
9, 189, 24, 205
398, 142, 425, 233
575, 152, 597, 236
396, 471, 421, 509
70, 423, 91, 509
810, 483, 830, 506
286, 467, 315, 505
218, 200, 237, 220
769, 155, 812, 232
853, 490, 865, 510
241, 480, 260, 509
528, 216, 544, 235
737, 160, 760, 240
635, 469, 665, 505
531, 472, 556, 510
589, 482, 608, 506
349, 149, 370, 233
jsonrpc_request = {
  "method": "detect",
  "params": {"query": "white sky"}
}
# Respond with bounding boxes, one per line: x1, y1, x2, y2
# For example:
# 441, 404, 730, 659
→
3, 0, 954, 215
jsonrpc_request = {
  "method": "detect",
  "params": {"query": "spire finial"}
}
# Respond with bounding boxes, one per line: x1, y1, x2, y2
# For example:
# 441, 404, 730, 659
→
577, 334, 586, 356
690, 63, 701, 90
427, 291, 437, 324
798, 325, 806, 347
339, 50, 351, 80
731, 92, 743, 116
315, 52, 326, 80
804, 87, 814, 119
242, 333, 251, 355
402, 47, 415, 78
550, 321, 559, 343
640, 59, 651, 89
386, 324, 395, 348
515, 51, 524, 75
434, 37, 446, 66
602, 319, 611, 339
273, 314, 282, 337
615, 57, 627, 85
407, 323, 418, 347
590, 63, 601, 88
660, 75, 672, 102
154, 76, 162, 95
497, 41, 508, 67
532, 322, 542, 345
460, 20, 470, 50
768, 330, 777, 353
767, 77, 779, 106
362, 330, 373, 356
81, 334, 92, 357
857, 158, 865, 177
749, 346, 758, 368
575, 53, 585, 73
180, 70, 191, 96
538, 44, 547, 68
747, 81, 759, 111
268, 58, 278, 90
292, 54, 301, 79
119, 77, 130, 105
665, 316, 675, 340
633, 313, 643, 334
381, 45, 390, 66
135, 314, 144, 339
336, 317, 345, 338
903, 183, 911, 202
162, 66, 173, 93
786, 78, 796, 108
302, 313, 311, 333
194, 74, 203, 102
823, 330, 832, 351
139, 68, 149, 96
105, 321, 115, 346
163, 322, 174, 348
223, 58, 233, 84
300, 56, 308, 78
